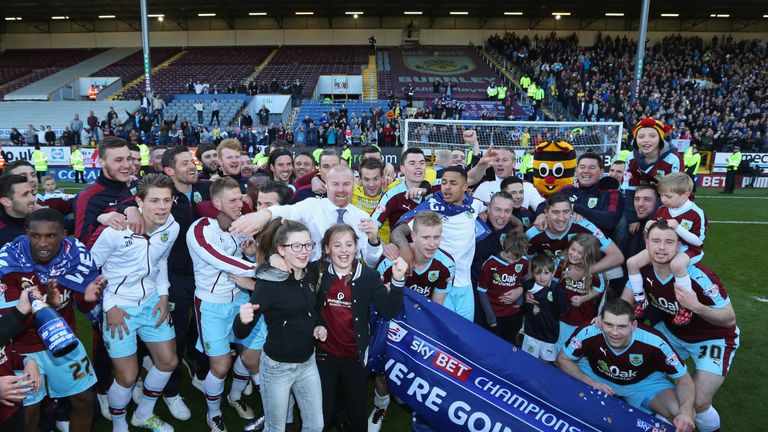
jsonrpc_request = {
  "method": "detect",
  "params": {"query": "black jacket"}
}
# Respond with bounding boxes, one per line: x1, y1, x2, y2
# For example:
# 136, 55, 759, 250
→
0, 308, 26, 346
73, 173, 132, 244
0, 207, 27, 248
233, 262, 321, 363
315, 263, 403, 363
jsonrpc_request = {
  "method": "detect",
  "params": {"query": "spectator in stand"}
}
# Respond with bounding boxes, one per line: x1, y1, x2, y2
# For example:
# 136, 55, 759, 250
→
70, 114, 84, 145
209, 99, 221, 127
87, 111, 100, 142
9, 128, 23, 145
43, 126, 55, 146
193, 100, 205, 125
258, 105, 270, 127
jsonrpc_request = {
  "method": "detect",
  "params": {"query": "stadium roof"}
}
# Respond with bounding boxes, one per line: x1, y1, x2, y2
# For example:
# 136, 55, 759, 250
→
1, 0, 767, 24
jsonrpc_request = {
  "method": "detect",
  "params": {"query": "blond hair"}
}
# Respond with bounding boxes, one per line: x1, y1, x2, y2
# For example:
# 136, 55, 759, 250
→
658, 172, 693, 195
412, 211, 443, 234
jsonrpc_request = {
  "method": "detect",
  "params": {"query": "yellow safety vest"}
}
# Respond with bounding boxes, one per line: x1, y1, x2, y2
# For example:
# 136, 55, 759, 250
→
487, 85, 498, 97
32, 150, 48, 172
138, 143, 150, 166
726, 152, 741, 170
70, 150, 85, 171
497, 86, 507, 100
527, 84, 537, 98
520, 153, 534, 174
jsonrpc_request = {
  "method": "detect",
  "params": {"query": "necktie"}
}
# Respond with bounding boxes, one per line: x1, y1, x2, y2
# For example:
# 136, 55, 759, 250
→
336, 208, 347, 224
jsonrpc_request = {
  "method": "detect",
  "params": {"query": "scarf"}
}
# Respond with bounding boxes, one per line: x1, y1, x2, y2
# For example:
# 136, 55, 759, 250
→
396, 191, 492, 241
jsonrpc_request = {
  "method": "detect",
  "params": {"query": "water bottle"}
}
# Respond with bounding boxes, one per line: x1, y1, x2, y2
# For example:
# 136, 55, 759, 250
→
29, 292, 78, 357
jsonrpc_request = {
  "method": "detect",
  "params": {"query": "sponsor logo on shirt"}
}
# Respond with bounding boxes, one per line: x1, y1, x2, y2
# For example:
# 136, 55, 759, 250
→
569, 336, 582, 350
665, 352, 680, 367
703, 283, 720, 299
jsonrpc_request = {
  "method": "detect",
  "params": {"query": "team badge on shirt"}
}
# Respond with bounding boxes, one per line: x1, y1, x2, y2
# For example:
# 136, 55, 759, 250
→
193, 191, 202, 203
629, 354, 644, 366
514, 264, 524, 273
547, 291, 553, 302
680, 219, 693, 230
521, 217, 530, 227
587, 197, 598, 208
427, 270, 439, 283
161, 232, 169, 242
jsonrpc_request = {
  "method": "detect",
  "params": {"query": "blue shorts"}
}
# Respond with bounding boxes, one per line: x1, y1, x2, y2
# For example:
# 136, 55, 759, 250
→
21, 341, 96, 405
102, 294, 176, 359
194, 294, 265, 357
654, 322, 739, 376
555, 322, 579, 354
578, 362, 673, 413
443, 284, 474, 321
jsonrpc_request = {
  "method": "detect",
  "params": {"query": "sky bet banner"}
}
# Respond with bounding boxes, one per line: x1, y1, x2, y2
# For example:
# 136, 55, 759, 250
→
366, 290, 673, 432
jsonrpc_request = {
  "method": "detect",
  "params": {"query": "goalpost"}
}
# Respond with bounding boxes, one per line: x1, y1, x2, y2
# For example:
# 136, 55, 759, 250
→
401, 119, 624, 165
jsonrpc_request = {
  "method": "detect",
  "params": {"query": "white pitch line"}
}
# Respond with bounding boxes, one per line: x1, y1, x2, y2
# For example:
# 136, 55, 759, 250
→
754, 296, 768, 303
696, 196, 768, 199
709, 221, 768, 224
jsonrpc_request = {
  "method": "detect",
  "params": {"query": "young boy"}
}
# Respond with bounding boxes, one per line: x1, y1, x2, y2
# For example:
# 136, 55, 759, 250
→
477, 231, 529, 344
36, 175, 75, 202
627, 172, 706, 325
521, 255, 570, 363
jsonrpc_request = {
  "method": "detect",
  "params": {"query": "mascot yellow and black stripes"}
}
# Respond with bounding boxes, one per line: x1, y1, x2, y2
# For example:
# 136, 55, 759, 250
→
533, 141, 577, 196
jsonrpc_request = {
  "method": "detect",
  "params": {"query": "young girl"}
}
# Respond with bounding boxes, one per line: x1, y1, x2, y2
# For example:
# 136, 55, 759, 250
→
477, 231, 529, 344
554, 234, 607, 352
521, 255, 569, 363
314, 224, 405, 431
233, 219, 323, 432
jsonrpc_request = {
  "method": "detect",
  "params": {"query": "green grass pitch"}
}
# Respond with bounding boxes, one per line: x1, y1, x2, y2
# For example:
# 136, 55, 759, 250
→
54, 182, 766, 431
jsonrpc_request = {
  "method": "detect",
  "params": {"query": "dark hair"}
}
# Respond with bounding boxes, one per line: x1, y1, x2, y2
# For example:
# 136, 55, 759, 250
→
610, 160, 626, 167
600, 299, 635, 322
500, 176, 523, 191
0, 174, 30, 199
98, 136, 129, 159
577, 152, 603, 166
127, 142, 140, 152
530, 254, 555, 273
267, 149, 294, 181
255, 218, 311, 264
644, 219, 677, 240
442, 165, 467, 181
258, 181, 292, 206
136, 173, 175, 200
401, 147, 424, 163
359, 157, 384, 175
26, 208, 66, 230
3, 160, 33, 175
196, 143, 217, 160
210, 176, 241, 199
361, 146, 382, 158
545, 192, 571, 209
295, 151, 315, 166
161, 146, 191, 169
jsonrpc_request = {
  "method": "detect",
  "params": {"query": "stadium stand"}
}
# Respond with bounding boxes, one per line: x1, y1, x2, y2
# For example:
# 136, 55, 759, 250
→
253, 46, 369, 98
115, 46, 273, 100
486, 33, 768, 151
164, 94, 248, 127
0, 49, 106, 98
92, 47, 181, 83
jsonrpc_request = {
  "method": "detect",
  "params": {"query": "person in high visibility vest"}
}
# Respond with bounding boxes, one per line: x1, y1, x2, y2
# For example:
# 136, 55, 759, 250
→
496, 84, 507, 101
534, 86, 545, 101
138, 142, 150, 167
722, 145, 741, 194
520, 75, 531, 90
88, 85, 98, 101
32, 145, 48, 183
70, 145, 86, 184
683, 144, 701, 192
527, 83, 537, 98
486, 82, 498, 101
520, 148, 535, 182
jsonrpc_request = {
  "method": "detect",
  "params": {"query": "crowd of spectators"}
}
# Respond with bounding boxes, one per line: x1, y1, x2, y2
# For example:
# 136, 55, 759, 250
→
488, 32, 768, 151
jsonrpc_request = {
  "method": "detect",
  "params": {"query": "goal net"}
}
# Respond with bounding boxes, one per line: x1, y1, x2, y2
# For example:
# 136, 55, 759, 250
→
401, 119, 624, 165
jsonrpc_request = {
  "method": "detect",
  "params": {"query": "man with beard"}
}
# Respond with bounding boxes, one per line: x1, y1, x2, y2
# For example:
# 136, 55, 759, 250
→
621, 221, 738, 432
0, 174, 36, 247
3, 161, 73, 218
0, 208, 105, 432
500, 176, 535, 230
292, 152, 315, 180
266, 149, 294, 184
196, 143, 219, 180
217, 139, 249, 193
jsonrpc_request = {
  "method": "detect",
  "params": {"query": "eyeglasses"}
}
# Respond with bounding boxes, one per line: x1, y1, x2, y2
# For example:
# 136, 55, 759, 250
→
281, 242, 316, 252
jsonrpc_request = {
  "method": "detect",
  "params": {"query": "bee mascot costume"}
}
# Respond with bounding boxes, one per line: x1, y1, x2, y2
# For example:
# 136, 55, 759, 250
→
533, 140, 577, 196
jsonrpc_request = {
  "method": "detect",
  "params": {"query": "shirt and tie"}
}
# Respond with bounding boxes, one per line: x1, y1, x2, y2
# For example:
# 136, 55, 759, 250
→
269, 198, 382, 267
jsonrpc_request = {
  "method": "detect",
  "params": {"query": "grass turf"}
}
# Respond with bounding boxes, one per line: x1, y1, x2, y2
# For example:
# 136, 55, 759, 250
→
53, 182, 766, 431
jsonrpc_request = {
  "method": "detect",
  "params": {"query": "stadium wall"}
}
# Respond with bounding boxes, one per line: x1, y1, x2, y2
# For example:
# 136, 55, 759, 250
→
2, 26, 767, 50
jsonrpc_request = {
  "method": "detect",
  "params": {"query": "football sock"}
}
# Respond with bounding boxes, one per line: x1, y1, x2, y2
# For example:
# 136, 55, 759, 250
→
676, 275, 693, 292
134, 366, 172, 421
228, 356, 250, 401
374, 389, 391, 409
107, 380, 132, 432
695, 406, 720, 432
628, 274, 644, 299
204, 372, 226, 419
